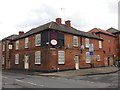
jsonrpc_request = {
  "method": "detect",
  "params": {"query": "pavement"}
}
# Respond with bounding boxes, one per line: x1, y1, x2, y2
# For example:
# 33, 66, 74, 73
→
2, 66, 120, 78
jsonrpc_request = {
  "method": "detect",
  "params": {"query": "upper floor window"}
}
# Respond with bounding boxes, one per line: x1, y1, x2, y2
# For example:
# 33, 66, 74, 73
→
35, 34, 41, 46
99, 41, 102, 48
35, 51, 41, 64
58, 51, 65, 64
16, 40, 19, 50
2, 44, 5, 51
85, 38, 89, 48
25, 37, 29, 48
15, 54, 19, 64
9, 44, 13, 49
73, 36, 78, 47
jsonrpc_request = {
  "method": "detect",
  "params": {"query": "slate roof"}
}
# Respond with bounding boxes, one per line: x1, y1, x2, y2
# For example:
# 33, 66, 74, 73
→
12, 21, 102, 41
107, 27, 120, 34
88, 28, 116, 37
2, 34, 19, 41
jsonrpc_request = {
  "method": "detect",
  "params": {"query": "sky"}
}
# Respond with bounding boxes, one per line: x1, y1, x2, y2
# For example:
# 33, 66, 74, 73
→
0, 0, 119, 40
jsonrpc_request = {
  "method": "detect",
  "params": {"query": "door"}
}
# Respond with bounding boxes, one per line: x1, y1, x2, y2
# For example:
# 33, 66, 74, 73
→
24, 55, 29, 69
74, 56, 79, 70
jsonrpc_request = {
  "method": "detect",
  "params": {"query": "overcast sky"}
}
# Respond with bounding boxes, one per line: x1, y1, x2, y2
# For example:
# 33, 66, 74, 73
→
0, 0, 119, 40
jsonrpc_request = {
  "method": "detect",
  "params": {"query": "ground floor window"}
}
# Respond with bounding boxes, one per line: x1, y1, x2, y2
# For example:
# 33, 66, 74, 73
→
58, 51, 65, 64
96, 55, 100, 61
86, 52, 91, 63
2, 56, 4, 65
35, 51, 41, 64
15, 54, 19, 64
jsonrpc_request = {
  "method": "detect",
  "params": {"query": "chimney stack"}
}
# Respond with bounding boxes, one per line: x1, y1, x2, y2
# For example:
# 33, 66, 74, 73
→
19, 31, 24, 35
56, 18, 62, 25
65, 20, 71, 27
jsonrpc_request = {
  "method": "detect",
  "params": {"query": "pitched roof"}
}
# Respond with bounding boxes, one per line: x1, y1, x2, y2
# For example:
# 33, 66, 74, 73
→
12, 21, 102, 41
88, 28, 116, 37
107, 27, 120, 34
2, 34, 19, 41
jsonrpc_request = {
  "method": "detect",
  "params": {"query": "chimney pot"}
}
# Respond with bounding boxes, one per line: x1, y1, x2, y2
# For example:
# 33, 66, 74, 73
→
65, 20, 71, 27
19, 31, 24, 35
56, 18, 62, 25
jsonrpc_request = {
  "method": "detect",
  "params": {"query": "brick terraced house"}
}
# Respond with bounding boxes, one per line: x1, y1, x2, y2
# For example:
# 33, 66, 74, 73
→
88, 28, 117, 66
1, 18, 105, 72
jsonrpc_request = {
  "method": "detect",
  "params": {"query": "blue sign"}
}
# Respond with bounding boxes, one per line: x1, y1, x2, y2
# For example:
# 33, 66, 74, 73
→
90, 51, 94, 56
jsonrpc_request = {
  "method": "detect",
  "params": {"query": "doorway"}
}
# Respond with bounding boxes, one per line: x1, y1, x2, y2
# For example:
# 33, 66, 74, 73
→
24, 55, 29, 69
74, 55, 79, 70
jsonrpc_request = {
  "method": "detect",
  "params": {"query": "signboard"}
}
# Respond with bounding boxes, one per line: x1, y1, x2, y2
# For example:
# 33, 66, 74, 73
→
89, 44, 94, 56
51, 39, 57, 45
90, 51, 94, 56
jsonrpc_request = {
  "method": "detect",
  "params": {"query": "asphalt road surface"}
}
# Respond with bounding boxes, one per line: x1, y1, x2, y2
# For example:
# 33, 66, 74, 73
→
2, 71, 119, 88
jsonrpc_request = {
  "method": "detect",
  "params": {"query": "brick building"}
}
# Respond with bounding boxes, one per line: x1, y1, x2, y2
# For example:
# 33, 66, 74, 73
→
88, 28, 117, 66
1, 18, 104, 72
107, 27, 120, 59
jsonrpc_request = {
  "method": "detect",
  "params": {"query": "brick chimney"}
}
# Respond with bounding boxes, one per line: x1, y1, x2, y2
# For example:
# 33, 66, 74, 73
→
19, 31, 24, 35
65, 20, 71, 27
56, 18, 62, 25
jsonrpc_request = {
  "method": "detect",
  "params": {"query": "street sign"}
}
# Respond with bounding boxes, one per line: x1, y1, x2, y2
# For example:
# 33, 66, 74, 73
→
90, 51, 94, 56
89, 44, 94, 56
89, 44, 94, 52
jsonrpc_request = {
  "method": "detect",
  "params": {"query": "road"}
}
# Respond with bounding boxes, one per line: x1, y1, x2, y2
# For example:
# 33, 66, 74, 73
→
2, 71, 119, 88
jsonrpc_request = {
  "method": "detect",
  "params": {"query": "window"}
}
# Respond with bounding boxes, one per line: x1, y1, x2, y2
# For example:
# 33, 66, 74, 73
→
15, 54, 19, 64
96, 55, 100, 61
58, 51, 65, 64
25, 37, 29, 48
35, 34, 41, 46
86, 52, 90, 63
35, 51, 41, 64
2, 44, 5, 51
73, 36, 78, 47
85, 38, 89, 48
9, 44, 13, 49
2, 56, 4, 65
108, 40, 110, 43
16, 40, 19, 50
99, 41, 102, 48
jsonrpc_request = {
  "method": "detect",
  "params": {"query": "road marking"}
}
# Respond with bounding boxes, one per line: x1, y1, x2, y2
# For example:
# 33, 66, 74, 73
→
15, 79, 24, 82
2, 76, 8, 79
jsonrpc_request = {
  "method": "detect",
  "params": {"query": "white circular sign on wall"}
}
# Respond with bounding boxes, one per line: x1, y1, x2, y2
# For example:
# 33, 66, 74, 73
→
51, 39, 57, 45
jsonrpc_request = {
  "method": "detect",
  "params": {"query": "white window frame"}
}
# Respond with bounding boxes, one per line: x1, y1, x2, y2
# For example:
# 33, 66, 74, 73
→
73, 36, 78, 47
35, 51, 41, 64
16, 40, 19, 50
2, 56, 4, 65
85, 38, 89, 48
9, 44, 13, 49
15, 54, 19, 64
86, 52, 91, 63
99, 41, 102, 48
35, 34, 41, 46
58, 51, 65, 64
25, 37, 29, 48
96, 55, 100, 61
2, 44, 5, 51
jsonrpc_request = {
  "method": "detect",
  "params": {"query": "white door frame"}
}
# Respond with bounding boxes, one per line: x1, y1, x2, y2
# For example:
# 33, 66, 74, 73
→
24, 55, 29, 69
74, 55, 79, 70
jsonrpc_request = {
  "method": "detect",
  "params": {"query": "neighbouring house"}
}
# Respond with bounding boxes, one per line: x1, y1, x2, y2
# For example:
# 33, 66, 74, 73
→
107, 27, 120, 60
88, 28, 117, 66
1, 34, 19, 69
1, 18, 104, 72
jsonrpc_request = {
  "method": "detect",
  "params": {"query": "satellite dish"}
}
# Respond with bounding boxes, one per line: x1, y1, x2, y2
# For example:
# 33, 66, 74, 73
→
51, 39, 57, 45
80, 45, 84, 50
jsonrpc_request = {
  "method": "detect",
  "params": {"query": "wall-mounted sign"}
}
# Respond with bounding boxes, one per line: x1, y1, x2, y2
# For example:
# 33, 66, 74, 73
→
51, 39, 57, 45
